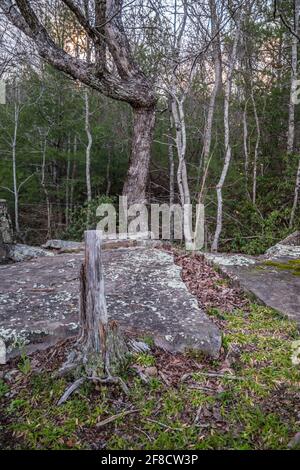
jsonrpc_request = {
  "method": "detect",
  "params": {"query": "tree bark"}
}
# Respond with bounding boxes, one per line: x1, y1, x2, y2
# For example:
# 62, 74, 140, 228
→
212, 17, 241, 252
79, 230, 107, 355
199, 0, 222, 203
168, 103, 175, 207
40, 135, 52, 239
250, 82, 261, 206
106, 153, 112, 196
70, 136, 77, 217
12, 102, 20, 234
287, 0, 300, 154
85, 90, 92, 204
1, 0, 157, 204
290, 158, 300, 227
78, 230, 127, 372
243, 99, 249, 188
65, 134, 71, 228
122, 106, 156, 204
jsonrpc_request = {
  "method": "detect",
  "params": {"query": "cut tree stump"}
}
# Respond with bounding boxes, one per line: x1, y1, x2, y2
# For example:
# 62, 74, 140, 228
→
57, 230, 127, 379
79, 230, 108, 356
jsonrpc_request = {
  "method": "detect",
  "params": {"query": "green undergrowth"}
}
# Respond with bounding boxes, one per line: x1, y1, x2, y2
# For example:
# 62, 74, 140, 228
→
0, 305, 299, 450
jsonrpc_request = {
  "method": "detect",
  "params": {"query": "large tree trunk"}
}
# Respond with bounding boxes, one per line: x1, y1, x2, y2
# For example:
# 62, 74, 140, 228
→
287, 0, 300, 154
12, 102, 20, 234
122, 106, 156, 204
65, 134, 71, 228
290, 158, 300, 227
85, 91, 92, 204
2, 0, 157, 206
250, 82, 261, 206
212, 18, 241, 252
243, 99, 249, 189
40, 135, 52, 239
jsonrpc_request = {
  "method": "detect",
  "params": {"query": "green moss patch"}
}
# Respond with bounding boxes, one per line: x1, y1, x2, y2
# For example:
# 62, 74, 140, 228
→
1, 304, 299, 450
263, 259, 300, 276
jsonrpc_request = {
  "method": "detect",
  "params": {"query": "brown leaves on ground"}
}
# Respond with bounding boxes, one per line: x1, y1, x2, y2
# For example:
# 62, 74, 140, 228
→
172, 250, 249, 313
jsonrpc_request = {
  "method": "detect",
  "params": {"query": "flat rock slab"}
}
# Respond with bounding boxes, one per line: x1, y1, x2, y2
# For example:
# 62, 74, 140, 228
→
0, 247, 221, 358
204, 253, 300, 325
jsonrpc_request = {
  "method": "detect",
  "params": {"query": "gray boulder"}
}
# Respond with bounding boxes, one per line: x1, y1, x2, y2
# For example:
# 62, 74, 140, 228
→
42, 239, 84, 252
8, 244, 54, 262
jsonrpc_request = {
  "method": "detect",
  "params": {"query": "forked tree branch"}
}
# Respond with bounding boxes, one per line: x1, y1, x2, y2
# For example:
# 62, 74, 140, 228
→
0, 0, 156, 107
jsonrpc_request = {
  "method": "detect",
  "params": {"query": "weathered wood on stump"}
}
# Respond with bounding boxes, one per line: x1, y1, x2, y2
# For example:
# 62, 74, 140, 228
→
55, 230, 128, 382
78, 230, 127, 373
79, 230, 108, 355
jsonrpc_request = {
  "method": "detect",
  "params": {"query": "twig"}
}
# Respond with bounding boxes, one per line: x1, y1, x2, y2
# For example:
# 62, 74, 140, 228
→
96, 409, 139, 428
187, 384, 216, 392
144, 418, 183, 432
194, 405, 203, 424
57, 377, 86, 405
133, 426, 153, 442
158, 371, 171, 386
181, 371, 243, 382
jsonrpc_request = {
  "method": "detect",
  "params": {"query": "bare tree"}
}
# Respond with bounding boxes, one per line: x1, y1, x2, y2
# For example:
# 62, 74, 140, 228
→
1, 0, 157, 204
0, 80, 35, 235
290, 158, 300, 227
249, 73, 261, 206
199, 0, 222, 204
84, 90, 92, 204
288, 0, 300, 226
38, 127, 52, 238
287, 0, 300, 154
275, 0, 300, 226
212, 13, 241, 252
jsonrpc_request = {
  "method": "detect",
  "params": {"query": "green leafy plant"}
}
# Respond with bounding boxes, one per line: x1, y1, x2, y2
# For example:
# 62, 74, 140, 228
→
62, 195, 116, 241
18, 350, 31, 375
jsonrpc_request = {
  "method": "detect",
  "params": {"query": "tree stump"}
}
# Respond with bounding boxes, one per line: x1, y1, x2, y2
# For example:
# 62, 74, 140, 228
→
58, 230, 127, 379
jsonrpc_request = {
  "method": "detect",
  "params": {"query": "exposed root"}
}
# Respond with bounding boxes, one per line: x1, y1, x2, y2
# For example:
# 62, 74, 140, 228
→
52, 349, 83, 378
57, 377, 86, 405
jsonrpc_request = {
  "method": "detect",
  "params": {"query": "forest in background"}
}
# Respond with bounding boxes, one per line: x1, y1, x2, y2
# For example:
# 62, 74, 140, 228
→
1, 0, 300, 254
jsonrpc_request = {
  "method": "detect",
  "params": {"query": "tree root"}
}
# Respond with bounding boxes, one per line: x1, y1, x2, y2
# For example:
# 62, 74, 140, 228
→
57, 377, 86, 405
57, 366, 130, 406
88, 372, 130, 395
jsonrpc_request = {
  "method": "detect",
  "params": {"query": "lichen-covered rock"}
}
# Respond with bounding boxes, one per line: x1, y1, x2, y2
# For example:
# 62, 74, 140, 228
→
206, 252, 300, 325
8, 244, 54, 262
204, 252, 257, 267
0, 247, 221, 358
42, 239, 84, 252
265, 243, 300, 260
279, 231, 300, 246
264, 232, 300, 259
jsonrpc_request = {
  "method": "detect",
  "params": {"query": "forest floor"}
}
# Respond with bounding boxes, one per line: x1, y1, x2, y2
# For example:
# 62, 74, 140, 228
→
0, 252, 300, 450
